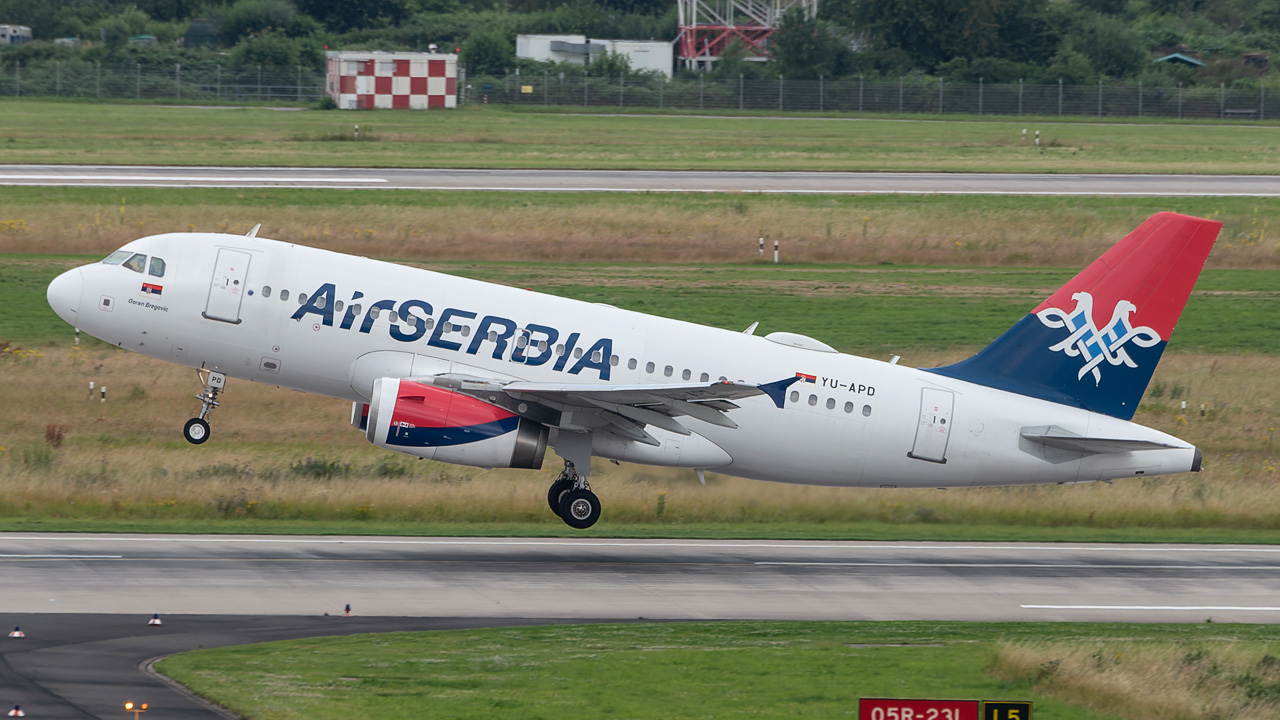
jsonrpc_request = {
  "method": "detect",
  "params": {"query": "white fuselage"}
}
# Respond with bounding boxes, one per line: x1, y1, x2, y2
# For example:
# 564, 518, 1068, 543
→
51, 232, 1198, 488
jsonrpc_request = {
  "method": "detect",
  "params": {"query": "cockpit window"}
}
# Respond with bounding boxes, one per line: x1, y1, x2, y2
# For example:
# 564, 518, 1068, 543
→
122, 253, 147, 273
148, 257, 166, 278
102, 250, 132, 265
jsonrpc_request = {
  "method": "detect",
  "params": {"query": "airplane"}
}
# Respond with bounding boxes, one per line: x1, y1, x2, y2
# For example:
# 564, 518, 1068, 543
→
46, 212, 1220, 529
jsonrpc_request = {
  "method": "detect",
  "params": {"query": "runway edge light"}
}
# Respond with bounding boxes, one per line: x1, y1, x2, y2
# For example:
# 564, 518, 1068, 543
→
8, 626, 23, 638
147, 614, 162, 626
7, 704, 24, 717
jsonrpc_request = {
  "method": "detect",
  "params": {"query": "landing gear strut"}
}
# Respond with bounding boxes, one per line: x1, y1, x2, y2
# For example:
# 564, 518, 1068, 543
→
183, 369, 226, 445
547, 460, 601, 529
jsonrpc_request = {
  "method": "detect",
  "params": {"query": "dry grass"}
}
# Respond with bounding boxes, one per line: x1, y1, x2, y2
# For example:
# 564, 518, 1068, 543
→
0, 197, 1277, 267
1, 345, 1276, 529
990, 640, 1280, 720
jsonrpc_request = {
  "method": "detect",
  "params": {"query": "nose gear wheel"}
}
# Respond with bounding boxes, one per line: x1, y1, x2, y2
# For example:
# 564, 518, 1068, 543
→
184, 369, 226, 445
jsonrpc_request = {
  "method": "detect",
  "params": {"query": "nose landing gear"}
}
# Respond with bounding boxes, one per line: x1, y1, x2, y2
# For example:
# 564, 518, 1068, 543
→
183, 369, 226, 445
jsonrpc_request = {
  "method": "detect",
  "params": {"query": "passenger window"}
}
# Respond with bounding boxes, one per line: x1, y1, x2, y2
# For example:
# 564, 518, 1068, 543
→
556, 344, 566, 356
101, 250, 131, 265
280, 289, 290, 301
844, 402, 854, 413
122, 253, 146, 273
808, 394, 817, 406
681, 369, 691, 381
610, 355, 619, 367
700, 372, 709, 382
262, 286, 272, 298
573, 347, 584, 359
645, 361, 655, 374
863, 405, 872, 417
826, 398, 836, 410
298, 293, 308, 305
628, 359, 638, 370
664, 365, 673, 377
536, 340, 546, 351
352, 303, 361, 315
789, 390, 800, 403
335, 301, 344, 314
148, 257, 166, 277
516, 335, 528, 348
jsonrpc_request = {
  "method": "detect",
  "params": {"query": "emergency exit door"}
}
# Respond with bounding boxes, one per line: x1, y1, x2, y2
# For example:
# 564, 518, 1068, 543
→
203, 249, 251, 324
908, 387, 954, 464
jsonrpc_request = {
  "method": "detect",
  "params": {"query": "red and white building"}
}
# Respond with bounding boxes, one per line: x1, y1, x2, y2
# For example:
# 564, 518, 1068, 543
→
326, 51, 457, 110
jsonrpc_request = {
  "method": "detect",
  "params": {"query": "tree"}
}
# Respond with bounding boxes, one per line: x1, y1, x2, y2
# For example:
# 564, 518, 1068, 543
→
294, 0, 410, 32
851, 0, 1057, 72
462, 28, 513, 76
770, 8, 854, 79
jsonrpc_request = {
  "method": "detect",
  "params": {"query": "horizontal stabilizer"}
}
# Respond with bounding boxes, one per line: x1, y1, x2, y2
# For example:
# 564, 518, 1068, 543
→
1020, 425, 1182, 455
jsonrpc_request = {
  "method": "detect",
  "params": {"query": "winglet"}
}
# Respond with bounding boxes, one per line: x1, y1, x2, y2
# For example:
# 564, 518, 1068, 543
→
757, 377, 800, 409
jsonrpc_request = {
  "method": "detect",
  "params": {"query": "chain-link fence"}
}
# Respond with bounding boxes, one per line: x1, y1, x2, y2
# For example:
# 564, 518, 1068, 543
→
1, 60, 1272, 121
470, 73, 1274, 121
0, 61, 326, 103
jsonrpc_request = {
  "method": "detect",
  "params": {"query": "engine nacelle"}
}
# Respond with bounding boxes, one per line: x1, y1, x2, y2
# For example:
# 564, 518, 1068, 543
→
350, 402, 369, 431
366, 378, 547, 469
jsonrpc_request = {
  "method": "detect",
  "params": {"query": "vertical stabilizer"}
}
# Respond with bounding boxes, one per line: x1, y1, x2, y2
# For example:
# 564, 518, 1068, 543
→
927, 212, 1221, 419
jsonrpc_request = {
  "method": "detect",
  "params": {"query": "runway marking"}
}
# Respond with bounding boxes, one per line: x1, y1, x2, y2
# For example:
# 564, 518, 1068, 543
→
757, 562, 1280, 569
1023, 604, 1280, 612
6, 181, 1275, 197
3, 536, 1280, 553
0, 554, 122, 559
0, 174, 387, 183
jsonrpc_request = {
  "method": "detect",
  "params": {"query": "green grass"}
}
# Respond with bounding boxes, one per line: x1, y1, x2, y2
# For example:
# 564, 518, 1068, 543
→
154, 621, 1280, 720
5, 100, 1280, 172
6, 253, 1277, 354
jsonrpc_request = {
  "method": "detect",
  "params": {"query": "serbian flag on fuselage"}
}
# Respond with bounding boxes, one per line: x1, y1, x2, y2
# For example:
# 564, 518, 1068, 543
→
795, 372, 817, 384
141, 283, 163, 297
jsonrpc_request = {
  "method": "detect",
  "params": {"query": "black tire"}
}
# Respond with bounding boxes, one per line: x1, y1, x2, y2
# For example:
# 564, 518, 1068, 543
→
183, 418, 210, 445
547, 479, 574, 516
558, 489, 601, 529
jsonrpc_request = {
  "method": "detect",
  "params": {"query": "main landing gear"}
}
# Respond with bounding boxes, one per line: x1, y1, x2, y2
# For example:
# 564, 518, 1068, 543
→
183, 369, 226, 445
547, 460, 601, 529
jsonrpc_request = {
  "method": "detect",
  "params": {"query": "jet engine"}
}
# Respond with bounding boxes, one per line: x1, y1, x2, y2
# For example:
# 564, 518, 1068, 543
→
366, 378, 547, 469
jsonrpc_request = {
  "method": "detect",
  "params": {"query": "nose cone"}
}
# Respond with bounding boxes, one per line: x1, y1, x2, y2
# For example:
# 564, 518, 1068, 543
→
47, 268, 84, 326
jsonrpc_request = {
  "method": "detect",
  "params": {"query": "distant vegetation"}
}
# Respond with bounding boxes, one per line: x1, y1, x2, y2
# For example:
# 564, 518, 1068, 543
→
0, 0, 1276, 86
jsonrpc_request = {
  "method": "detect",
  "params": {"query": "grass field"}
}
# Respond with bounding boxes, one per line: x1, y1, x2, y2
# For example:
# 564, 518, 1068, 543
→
1, 187, 1278, 269
154, 621, 1280, 720
4, 100, 1280, 172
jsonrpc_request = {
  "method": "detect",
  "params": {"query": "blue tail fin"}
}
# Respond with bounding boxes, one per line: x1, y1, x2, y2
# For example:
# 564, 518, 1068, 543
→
926, 212, 1220, 420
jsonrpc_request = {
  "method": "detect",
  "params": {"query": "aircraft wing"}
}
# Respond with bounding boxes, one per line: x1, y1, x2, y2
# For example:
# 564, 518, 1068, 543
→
425, 374, 798, 446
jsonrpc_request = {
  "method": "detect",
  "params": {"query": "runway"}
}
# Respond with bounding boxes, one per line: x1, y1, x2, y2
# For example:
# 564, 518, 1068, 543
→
3, 164, 1280, 195
5, 533, 1279, 718
4, 534, 1279, 623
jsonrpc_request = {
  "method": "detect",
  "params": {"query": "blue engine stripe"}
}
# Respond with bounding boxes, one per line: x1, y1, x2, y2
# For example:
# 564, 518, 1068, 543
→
385, 416, 519, 448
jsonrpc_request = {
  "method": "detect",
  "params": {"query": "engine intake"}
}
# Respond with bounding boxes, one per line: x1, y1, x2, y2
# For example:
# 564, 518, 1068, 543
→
366, 378, 547, 469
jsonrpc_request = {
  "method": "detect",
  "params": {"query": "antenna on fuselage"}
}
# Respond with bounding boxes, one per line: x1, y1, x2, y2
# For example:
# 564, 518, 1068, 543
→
743, 322, 759, 335
246, 223, 261, 238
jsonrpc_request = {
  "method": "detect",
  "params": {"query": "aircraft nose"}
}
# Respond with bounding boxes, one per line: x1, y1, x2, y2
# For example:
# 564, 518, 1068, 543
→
47, 267, 84, 326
